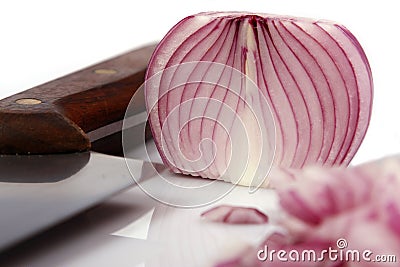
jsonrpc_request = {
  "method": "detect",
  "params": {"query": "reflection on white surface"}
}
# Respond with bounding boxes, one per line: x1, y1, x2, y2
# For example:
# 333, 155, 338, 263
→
143, 186, 280, 267
112, 208, 155, 240
0, 145, 280, 266
127, 140, 163, 164
116, 138, 281, 266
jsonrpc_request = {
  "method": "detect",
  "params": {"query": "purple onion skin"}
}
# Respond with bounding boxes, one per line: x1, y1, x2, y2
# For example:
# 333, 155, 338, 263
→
145, 12, 373, 185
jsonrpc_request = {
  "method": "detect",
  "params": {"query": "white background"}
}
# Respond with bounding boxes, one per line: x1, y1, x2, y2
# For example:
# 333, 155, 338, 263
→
1, 0, 399, 165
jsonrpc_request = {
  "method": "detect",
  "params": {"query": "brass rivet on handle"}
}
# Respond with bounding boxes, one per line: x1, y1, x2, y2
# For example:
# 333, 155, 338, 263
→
15, 98, 42, 105
94, 68, 117, 75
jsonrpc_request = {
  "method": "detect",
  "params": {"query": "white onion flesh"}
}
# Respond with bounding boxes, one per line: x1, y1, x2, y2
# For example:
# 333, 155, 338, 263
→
145, 12, 373, 186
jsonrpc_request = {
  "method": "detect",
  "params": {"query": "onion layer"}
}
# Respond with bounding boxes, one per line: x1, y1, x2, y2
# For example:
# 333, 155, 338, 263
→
145, 12, 373, 186
201, 205, 268, 224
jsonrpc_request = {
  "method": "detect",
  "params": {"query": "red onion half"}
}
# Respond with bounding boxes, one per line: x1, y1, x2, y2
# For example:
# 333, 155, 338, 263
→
145, 12, 373, 187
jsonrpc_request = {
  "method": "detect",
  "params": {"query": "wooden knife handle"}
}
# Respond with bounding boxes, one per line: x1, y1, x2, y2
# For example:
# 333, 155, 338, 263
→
0, 44, 156, 154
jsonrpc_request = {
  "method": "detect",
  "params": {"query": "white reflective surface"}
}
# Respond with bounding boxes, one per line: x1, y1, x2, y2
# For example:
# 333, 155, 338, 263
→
0, 141, 280, 267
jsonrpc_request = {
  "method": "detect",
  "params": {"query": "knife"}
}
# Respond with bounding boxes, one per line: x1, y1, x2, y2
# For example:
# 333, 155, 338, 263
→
0, 44, 156, 155
0, 43, 158, 252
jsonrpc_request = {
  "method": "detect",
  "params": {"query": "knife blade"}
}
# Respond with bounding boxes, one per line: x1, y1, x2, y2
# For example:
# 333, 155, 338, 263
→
0, 43, 159, 252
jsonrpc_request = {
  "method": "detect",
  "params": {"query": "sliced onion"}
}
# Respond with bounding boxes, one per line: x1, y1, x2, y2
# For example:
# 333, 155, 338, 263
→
201, 205, 268, 224
215, 155, 400, 266
145, 12, 373, 186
